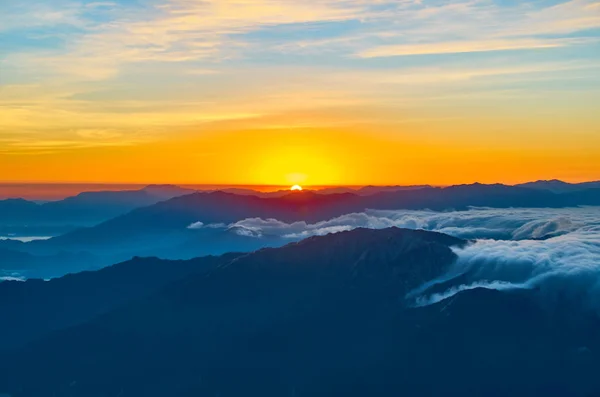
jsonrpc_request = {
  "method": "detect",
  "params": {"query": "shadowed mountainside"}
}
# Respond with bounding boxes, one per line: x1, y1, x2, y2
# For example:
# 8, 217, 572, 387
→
2, 227, 600, 396
0, 252, 240, 350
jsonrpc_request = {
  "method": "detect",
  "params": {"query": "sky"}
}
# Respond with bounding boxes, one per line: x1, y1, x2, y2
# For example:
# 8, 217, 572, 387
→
1, 0, 600, 186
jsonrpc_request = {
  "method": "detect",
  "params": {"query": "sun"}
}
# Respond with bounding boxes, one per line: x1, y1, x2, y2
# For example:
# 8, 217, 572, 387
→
290, 185, 303, 191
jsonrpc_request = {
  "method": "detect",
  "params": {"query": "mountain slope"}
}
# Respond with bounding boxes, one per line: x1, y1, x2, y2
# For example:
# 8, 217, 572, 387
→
44, 190, 363, 249
5, 183, 600, 280
39, 183, 600, 251
2, 228, 600, 396
0, 248, 102, 280
0, 228, 468, 396
0, 253, 239, 350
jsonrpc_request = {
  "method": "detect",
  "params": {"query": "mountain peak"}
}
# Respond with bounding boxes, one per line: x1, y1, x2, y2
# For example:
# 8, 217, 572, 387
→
208, 227, 467, 298
528, 179, 568, 185
143, 184, 181, 190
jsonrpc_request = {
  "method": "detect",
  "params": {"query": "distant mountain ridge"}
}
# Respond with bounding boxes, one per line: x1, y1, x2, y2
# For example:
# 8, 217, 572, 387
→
0, 184, 196, 236
517, 179, 600, 193
43, 183, 600, 248
2, 180, 598, 234
3, 181, 600, 279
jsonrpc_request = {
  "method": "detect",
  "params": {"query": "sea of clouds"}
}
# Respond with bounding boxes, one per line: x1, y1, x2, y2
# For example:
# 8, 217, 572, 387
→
191, 206, 600, 307
419, 223, 600, 307
191, 206, 599, 241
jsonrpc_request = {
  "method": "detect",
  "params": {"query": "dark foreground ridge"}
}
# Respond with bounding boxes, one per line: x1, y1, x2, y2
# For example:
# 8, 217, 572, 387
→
1, 227, 600, 396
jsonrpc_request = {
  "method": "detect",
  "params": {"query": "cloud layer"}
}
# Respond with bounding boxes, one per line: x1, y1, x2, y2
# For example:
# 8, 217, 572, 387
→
191, 206, 600, 307
428, 225, 600, 307
193, 206, 598, 241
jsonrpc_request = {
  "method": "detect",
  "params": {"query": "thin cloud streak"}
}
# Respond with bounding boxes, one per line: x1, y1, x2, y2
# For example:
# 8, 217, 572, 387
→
357, 38, 593, 58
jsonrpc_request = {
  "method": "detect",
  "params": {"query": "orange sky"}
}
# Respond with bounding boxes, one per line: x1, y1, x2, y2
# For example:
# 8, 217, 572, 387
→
2, 0, 600, 186
4, 121, 600, 186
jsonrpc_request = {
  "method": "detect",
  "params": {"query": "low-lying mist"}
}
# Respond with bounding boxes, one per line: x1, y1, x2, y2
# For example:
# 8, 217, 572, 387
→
191, 206, 599, 241
191, 206, 600, 307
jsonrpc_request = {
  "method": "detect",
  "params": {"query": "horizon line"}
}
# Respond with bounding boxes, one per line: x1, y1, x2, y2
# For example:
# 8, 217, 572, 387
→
0, 179, 599, 188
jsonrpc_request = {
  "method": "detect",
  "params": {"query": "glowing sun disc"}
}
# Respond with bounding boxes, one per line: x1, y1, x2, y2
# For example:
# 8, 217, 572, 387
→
291, 185, 303, 191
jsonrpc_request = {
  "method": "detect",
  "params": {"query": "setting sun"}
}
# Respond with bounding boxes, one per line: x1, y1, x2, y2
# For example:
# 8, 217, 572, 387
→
291, 185, 303, 191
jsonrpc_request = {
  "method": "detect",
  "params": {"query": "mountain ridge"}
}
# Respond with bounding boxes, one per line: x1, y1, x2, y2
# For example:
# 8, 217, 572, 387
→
2, 227, 600, 396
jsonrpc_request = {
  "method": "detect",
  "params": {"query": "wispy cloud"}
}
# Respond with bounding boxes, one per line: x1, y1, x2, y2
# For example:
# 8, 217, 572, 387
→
2, 0, 600, 157
8, 0, 598, 79
358, 38, 591, 58
0, 0, 85, 31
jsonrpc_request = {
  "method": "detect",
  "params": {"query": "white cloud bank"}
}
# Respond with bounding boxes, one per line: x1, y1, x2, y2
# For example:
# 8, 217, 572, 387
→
190, 206, 600, 307
191, 206, 598, 241
425, 225, 600, 307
